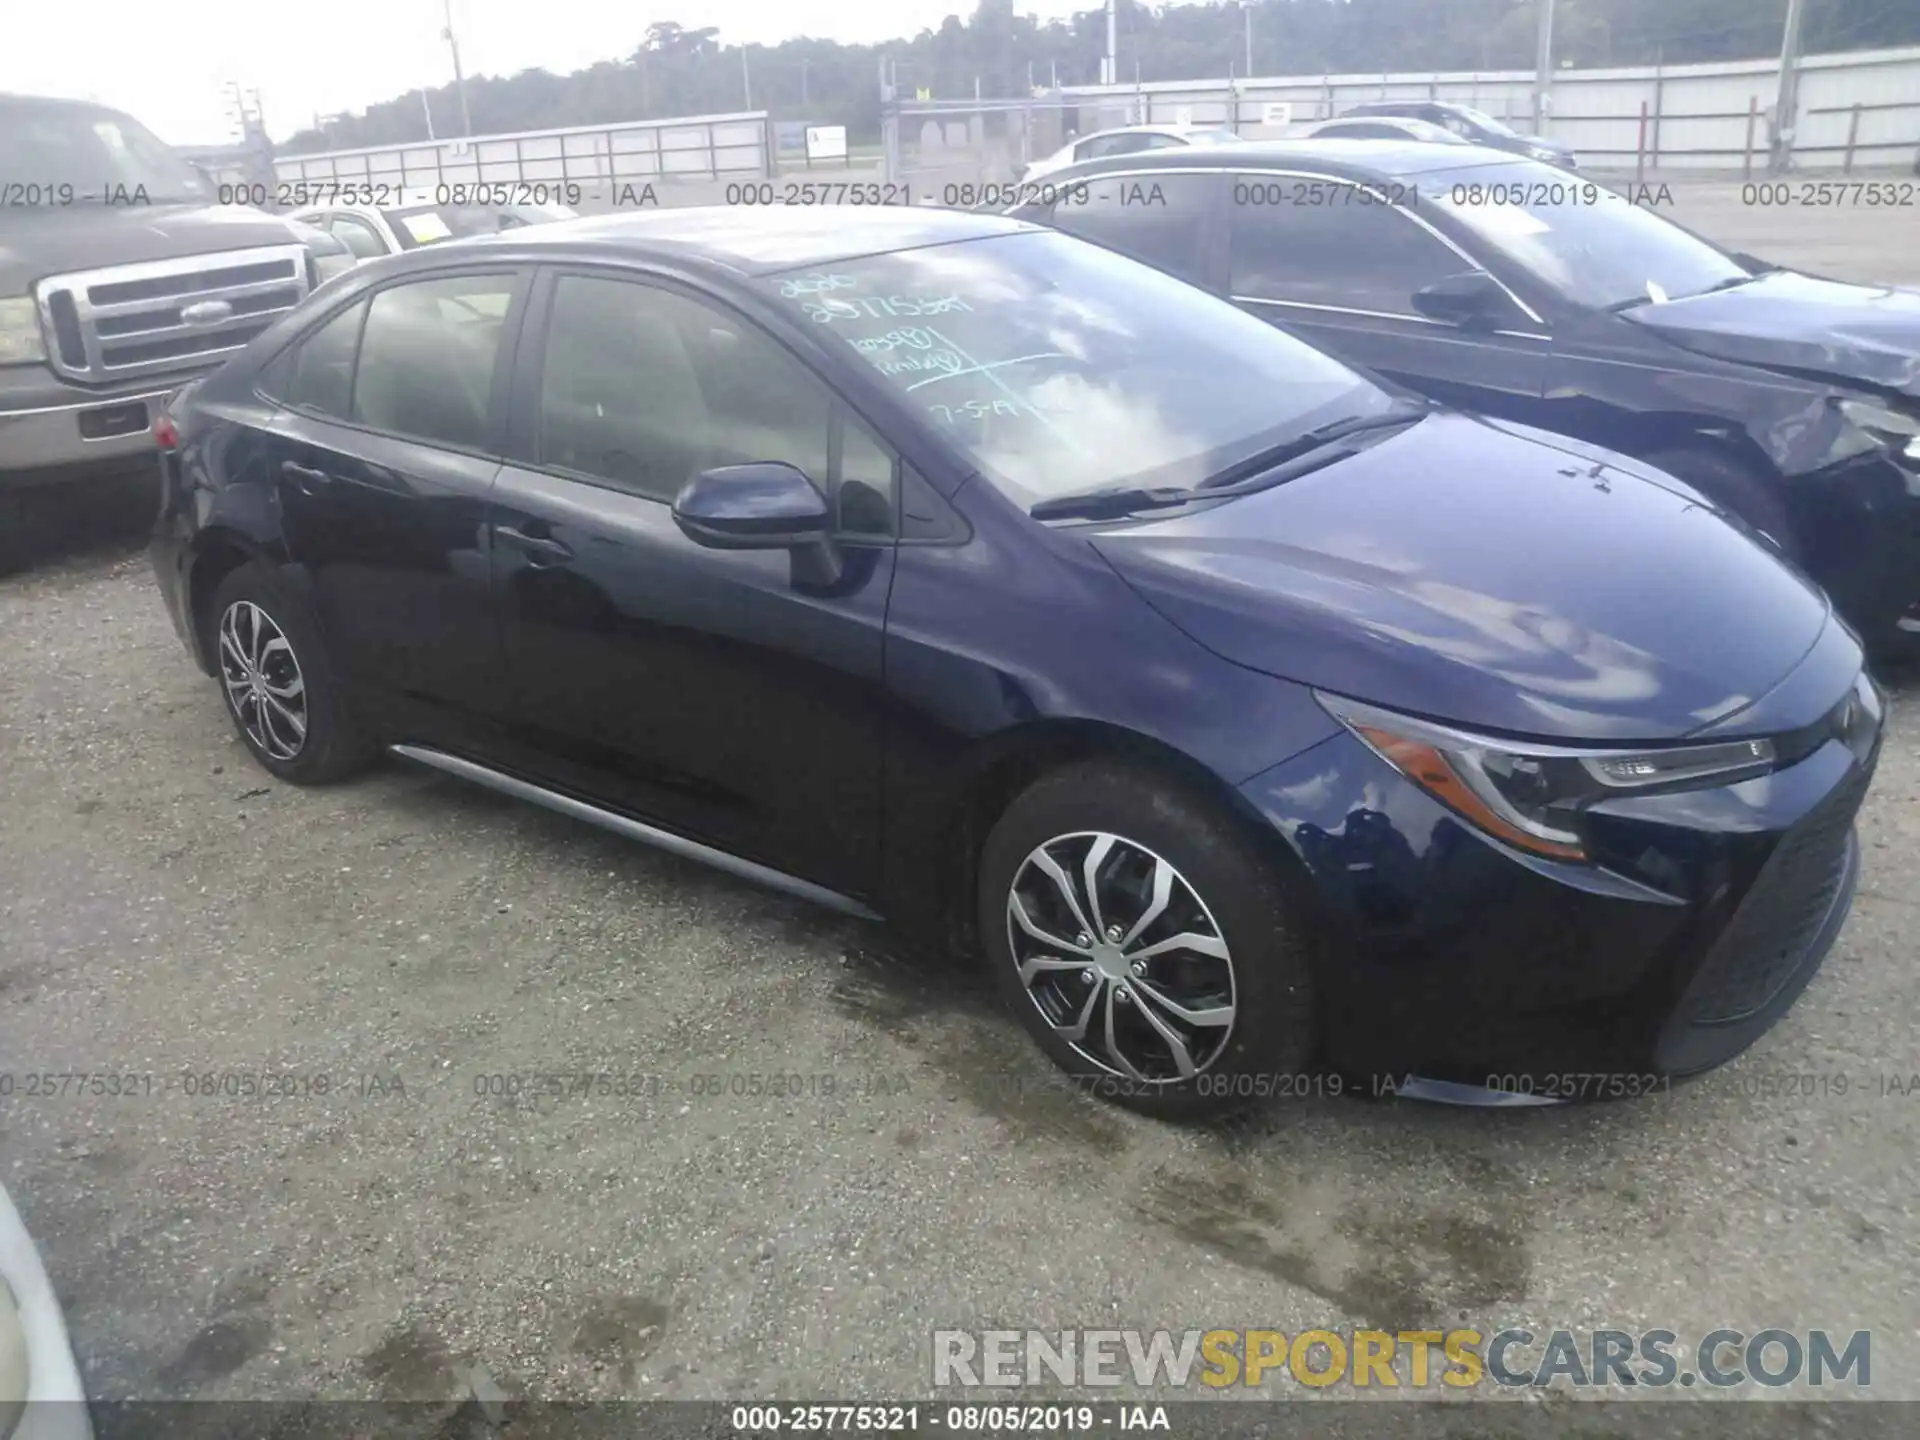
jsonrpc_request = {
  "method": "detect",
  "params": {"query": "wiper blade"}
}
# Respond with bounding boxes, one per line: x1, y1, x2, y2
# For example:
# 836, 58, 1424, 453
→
1197, 401, 1428, 491
1030, 403, 1429, 521
1029, 485, 1196, 522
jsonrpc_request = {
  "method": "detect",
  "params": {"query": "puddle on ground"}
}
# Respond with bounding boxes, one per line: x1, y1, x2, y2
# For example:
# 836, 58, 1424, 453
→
829, 940, 1132, 1153
568, 1294, 671, 1388
1134, 1161, 1530, 1329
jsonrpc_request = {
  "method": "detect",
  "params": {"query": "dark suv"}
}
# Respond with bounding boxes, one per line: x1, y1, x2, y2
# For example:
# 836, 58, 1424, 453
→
1010, 142, 1920, 655
1342, 100, 1578, 169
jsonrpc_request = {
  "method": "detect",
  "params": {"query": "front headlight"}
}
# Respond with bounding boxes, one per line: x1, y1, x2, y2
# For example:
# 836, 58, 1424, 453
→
1836, 398, 1920, 477
0, 297, 48, 366
1528, 145, 1560, 162
1317, 693, 1777, 863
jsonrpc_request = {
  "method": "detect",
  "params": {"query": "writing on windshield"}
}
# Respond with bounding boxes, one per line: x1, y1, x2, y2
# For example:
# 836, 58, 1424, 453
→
756, 230, 1376, 508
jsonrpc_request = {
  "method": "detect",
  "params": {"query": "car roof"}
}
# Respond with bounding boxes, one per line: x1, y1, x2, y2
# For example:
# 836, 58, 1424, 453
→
1306, 117, 1469, 143
432, 204, 1042, 276
1036, 137, 1524, 180
1073, 123, 1227, 140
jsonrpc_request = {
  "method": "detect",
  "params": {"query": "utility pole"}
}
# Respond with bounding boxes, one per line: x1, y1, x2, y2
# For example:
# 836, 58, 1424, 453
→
743, 47, 752, 109
800, 57, 810, 106
1769, 0, 1808, 174
441, 0, 473, 137
1244, 4, 1253, 79
421, 90, 436, 140
1103, 0, 1117, 85
1532, 0, 1555, 133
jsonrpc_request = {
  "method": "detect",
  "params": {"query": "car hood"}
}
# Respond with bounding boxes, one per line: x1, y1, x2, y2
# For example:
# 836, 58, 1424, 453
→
1627, 269, 1920, 399
1091, 413, 1833, 742
0, 204, 303, 294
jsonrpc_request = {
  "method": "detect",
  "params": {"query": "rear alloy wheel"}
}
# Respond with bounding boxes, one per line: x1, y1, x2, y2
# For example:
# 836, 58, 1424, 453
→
980, 760, 1316, 1120
207, 562, 370, 785
218, 600, 308, 763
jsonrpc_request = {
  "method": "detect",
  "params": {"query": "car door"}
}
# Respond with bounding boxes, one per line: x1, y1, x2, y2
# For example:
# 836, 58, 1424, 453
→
487, 267, 900, 898
257, 267, 526, 744
1221, 169, 1551, 417
1028, 169, 1227, 292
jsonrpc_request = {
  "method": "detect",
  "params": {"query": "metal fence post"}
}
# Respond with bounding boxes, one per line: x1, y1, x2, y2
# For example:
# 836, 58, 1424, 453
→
1843, 102, 1862, 173
1743, 96, 1759, 180
1636, 101, 1649, 182
1650, 54, 1665, 168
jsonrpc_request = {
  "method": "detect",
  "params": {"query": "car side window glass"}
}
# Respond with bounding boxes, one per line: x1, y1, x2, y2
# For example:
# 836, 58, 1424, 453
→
538, 274, 832, 506
836, 412, 897, 538
331, 216, 389, 259
1142, 134, 1186, 150
274, 300, 366, 419
1229, 184, 1478, 317
349, 274, 515, 450
1047, 173, 1214, 286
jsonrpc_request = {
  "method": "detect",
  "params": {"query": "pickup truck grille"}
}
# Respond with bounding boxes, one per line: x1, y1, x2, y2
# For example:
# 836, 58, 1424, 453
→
33, 245, 310, 384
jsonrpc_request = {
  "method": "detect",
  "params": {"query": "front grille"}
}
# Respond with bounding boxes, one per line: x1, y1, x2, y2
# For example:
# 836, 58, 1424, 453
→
33, 245, 310, 384
1681, 765, 1870, 1025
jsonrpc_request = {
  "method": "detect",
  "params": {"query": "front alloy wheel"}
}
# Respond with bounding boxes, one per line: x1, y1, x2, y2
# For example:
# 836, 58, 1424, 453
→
980, 760, 1316, 1120
1008, 832, 1236, 1084
218, 599, 308, 761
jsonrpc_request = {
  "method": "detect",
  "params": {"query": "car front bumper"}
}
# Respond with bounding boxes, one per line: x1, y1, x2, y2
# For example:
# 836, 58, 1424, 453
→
0, 367, 201, 487
1237, 706, 1878, 1093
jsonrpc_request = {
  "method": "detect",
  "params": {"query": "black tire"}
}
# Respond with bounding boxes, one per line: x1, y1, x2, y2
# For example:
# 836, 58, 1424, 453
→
977, 759, 1317, 1122
205, 562, 371, 785
1640, 445, 1800, 561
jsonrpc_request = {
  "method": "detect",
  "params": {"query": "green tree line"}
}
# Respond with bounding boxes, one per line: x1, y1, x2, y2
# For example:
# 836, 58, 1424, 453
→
283, 0, 1918, 153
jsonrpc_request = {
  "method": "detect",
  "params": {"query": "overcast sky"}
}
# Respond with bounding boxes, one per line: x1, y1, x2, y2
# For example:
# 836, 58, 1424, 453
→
2, 1, 1097, 146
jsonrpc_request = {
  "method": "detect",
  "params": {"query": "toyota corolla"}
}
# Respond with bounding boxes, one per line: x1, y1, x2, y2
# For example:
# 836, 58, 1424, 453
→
150, 207, 1883, 1118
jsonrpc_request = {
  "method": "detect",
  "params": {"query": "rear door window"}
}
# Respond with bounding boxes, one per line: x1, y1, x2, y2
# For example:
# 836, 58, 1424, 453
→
349, 274, 518, 450
272, 300, 366, 419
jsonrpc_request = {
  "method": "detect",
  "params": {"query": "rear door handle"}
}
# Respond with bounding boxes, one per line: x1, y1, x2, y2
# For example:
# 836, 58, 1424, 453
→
494, 525, 574, 564
280, 460, 329, 490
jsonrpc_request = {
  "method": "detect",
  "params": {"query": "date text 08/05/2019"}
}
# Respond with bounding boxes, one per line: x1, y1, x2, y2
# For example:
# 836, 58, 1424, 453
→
728, 1404, 1168, 1433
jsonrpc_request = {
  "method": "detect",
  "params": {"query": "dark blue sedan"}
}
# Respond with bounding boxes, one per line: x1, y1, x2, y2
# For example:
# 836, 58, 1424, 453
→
149, 206, 1883, 1118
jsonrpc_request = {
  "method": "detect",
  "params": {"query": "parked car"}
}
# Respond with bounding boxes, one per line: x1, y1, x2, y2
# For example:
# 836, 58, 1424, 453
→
1008, 142, 1920, 656
282, 218, 358, 287
287, 190, 579, 264
1296, 116, 1472, 146
1020, 124, 1243, 183
0, 1182, 93, 1439
1341, 100, 1578, 168
151, 207, 1882, 1118
1, 93, 327, 572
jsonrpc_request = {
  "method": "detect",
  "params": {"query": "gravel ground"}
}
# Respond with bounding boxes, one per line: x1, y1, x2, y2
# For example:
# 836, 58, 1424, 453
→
2, 194, 1919, 1428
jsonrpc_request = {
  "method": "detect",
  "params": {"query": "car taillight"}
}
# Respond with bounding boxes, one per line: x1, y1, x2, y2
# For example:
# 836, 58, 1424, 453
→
154, 413, 180, 450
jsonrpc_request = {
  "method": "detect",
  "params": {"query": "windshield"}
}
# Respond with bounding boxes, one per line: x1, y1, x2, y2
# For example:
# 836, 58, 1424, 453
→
0, 101, 212, 203
382, 202, 576, 246
757, 230, 1384, 509
1423, 161, 1750, 310
1452, 106, 1524, 140
1186, 128, 1243, 144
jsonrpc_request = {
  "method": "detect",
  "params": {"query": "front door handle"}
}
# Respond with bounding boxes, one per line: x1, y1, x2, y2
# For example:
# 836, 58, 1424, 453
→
494, 525, 574, 564
280, 460, 329, 490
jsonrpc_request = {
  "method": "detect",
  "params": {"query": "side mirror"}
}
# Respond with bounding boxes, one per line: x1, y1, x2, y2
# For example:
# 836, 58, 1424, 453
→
672, 462, 831, 551
1410, 270, 1507, 329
